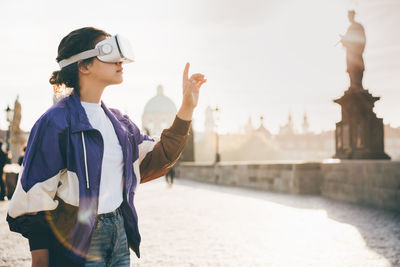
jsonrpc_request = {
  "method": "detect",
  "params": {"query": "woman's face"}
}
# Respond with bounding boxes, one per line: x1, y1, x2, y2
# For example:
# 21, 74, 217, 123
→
88, 57, 124, 86
82, 35, 124, 86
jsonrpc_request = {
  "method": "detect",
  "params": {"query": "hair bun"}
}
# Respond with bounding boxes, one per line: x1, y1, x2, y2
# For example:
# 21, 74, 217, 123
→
49, 70, 61, 85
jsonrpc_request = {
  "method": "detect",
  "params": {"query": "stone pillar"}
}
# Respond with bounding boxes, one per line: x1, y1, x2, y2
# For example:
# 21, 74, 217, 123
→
333, 88, 390, 159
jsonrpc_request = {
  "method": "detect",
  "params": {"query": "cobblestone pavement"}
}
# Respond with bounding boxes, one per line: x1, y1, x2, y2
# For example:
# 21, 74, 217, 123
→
1, 178, 400, 267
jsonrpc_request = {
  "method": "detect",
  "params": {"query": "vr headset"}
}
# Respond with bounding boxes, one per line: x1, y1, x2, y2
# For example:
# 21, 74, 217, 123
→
58, 34, 134, 69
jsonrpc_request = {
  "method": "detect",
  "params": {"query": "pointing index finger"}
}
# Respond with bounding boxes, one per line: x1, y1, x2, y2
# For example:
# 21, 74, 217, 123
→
183, 62, 190, 82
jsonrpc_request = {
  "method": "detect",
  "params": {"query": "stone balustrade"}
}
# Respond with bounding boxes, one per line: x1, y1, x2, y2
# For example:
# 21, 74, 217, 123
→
175, 160, 400, 212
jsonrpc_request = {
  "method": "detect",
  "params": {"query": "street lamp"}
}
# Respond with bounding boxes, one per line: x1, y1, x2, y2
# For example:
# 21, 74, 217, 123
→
214, 106, 221, 163
5, 105, 14, 152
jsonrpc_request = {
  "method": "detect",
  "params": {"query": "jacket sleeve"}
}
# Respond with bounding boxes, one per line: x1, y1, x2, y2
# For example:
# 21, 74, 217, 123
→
138, 116, 191, 183
6, 114, 66, 251
113, 109, 191, 183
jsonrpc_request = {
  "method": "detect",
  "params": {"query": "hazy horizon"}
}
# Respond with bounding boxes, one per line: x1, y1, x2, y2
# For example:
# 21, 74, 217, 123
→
1, 0, 399, 135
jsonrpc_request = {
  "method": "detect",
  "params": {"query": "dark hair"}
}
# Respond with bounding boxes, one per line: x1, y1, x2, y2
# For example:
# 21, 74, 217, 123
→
49, 27, 110, 96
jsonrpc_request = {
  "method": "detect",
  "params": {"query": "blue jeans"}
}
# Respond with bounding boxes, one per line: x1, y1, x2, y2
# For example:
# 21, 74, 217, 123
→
85, 207, 130, 267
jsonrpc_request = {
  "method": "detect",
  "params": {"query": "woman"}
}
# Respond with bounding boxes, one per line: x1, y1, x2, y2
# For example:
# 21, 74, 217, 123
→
7, 27, 206, 267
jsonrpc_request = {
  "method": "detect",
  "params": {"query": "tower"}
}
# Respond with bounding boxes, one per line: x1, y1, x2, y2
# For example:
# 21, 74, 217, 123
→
302, 112, 310, 134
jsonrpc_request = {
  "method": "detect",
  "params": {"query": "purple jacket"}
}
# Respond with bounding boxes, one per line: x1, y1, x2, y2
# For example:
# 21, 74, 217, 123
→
7, 92, 190, 264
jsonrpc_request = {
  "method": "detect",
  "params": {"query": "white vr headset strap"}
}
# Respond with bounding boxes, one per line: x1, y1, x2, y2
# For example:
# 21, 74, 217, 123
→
58, 48, 101, 69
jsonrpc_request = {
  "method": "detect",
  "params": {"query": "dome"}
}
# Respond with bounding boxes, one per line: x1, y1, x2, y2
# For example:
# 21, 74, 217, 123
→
143, 85, 177, 114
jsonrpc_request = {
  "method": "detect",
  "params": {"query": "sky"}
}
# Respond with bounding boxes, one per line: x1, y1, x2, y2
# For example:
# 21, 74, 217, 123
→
0, 0, 399, 134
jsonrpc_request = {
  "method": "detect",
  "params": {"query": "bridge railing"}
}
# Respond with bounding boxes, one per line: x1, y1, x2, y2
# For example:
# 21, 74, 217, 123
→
175, 160, 400, 212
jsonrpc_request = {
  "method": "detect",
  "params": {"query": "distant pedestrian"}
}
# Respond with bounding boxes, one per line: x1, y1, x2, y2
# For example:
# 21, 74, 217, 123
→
165, 167, 175, 186
18, 145, 26, 166
6, 27, 206, 267
0, 140, 7, 201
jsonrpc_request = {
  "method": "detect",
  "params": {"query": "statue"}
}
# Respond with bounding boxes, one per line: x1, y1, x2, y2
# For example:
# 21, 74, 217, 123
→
334, 11, 390, 159
9, 96, 27, 163
340, 10, 366, 90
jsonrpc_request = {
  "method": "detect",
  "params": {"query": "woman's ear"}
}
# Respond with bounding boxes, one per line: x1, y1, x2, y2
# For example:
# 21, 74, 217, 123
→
78, 61, 91, 74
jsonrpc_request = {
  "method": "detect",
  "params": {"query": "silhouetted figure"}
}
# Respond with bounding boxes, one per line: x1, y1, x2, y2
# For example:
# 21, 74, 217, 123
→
18, 145, 26, 166
165, 167, 175, 186
0, 141, 7, 200
341, 10, 366, 90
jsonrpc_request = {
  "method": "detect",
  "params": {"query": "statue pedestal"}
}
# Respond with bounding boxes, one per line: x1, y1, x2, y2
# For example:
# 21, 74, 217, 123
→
333, 88, 390, 159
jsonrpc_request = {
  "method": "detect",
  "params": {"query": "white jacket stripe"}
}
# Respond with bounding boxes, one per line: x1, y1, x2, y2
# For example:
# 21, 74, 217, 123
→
138, 138, 158, 164
8, 166, 59, 218
8, 167, 81, 218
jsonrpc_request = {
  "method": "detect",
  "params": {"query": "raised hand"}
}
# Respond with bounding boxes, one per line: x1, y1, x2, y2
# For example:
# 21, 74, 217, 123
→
177, 62, 206, 121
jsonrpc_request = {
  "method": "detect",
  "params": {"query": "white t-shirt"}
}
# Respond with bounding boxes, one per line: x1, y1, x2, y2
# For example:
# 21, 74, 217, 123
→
81, 101, 124, 214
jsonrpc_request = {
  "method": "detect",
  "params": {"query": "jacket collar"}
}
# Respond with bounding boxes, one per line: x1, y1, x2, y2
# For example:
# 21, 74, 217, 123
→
68, 93, 95, 133
67, 93, 129, 143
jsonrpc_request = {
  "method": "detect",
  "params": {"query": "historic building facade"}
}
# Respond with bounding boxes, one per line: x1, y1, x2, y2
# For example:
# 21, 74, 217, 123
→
142, 85, 194, 161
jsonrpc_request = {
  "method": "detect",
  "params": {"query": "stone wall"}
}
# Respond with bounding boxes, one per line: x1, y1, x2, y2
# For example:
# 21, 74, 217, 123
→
321, 161, 400, 211
176, 162, 322, 194
176, 161, 400, 212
